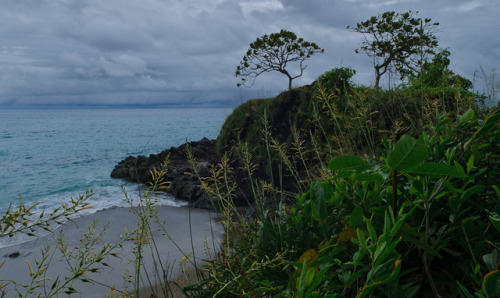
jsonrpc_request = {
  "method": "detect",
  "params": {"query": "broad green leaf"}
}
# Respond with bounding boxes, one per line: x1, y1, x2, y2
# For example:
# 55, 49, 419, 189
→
329, 155, 370, 172
387, 135, 428, 171
483, 250, 498, 272
482, 270, 499, 298
459, 109, 474, 124
408, 162, 465, 178
350, 206, 364, 228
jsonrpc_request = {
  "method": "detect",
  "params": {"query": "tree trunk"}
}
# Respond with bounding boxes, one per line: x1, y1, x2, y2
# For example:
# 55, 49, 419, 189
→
375, 73, 381, 89
288, 78, 292, 91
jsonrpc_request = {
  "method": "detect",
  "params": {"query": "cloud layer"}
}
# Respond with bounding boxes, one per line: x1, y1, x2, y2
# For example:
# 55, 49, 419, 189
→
0, 0, 498, 107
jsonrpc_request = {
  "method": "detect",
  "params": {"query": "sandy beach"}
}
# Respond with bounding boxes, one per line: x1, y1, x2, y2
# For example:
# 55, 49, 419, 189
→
0, 205, 223, 297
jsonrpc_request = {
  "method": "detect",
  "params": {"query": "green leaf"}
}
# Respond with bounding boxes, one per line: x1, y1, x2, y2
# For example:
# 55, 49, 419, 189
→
387, 135, 428, 171
489, 213, 500, 233
474, 110, 500, 140
436, 118, 454, 132
353, 173, 383, 184
305, 265, 332, 296
360, 259, 402, 294
454, 161, 466, 178
350, 206, 364, 228
460, 186, 486, 204
483, 250, 498, 272
407, 162, 465, 178
448, 196, 460, 214
366, 219, 377, 244
329, 155, 370, 172
456, 281, 474, 298
310, 182, 332, 221
482, 270, 499, 298
297, 259, 308, 293
390, 217, 405, 238
459, 109, 475, 124
357, 229, 368, 251
305, 269, 315, 288
467, 154, 475, 174
492, 185, 500, 198
373, 239, 388, 264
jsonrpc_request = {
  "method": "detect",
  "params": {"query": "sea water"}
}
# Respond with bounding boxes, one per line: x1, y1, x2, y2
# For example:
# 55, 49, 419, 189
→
0, 108, 229, 247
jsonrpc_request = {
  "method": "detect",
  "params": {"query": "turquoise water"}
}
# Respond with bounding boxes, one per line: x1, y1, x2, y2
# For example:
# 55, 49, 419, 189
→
0, 108, 228, 218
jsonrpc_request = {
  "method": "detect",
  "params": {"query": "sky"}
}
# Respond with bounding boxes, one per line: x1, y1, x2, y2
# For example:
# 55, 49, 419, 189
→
0, 0, 498, 108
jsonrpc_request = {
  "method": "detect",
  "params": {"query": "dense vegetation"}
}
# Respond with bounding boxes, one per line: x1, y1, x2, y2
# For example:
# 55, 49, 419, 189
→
182, 52, 500, 296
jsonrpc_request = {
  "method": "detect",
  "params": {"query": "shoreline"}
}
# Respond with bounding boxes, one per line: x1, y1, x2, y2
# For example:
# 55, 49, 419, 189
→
0, 205, 223, 297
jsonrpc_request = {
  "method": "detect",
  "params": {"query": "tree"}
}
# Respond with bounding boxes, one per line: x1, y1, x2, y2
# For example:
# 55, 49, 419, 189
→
348, 11, 439, 88
409, 49, 476, 110
235, 29, 323, 91
411, 49, 472, 90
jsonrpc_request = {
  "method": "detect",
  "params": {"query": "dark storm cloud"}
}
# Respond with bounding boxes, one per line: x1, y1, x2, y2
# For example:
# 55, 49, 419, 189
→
0, 0, 498, 107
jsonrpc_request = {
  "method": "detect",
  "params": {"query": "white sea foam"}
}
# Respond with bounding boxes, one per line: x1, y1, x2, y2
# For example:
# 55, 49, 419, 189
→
0, 183, 188, 249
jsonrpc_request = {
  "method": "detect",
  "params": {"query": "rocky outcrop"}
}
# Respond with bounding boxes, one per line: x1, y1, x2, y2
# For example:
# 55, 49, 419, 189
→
111, 138, 218, 209
111, 87, 320, 210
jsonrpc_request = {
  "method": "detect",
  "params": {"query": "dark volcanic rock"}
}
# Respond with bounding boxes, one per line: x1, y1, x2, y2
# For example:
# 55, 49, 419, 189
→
111, 138, 218, 208
111, 136, 264, 210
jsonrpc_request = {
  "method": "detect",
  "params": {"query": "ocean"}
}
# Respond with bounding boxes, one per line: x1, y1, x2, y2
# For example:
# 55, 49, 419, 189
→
0, 108, 229, 247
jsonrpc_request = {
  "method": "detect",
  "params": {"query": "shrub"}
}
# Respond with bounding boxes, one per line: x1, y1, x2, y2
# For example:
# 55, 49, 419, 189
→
315, 67, 356, 95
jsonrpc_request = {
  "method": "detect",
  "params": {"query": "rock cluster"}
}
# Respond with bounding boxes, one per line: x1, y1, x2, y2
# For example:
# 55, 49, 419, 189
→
110, 138, 218, 209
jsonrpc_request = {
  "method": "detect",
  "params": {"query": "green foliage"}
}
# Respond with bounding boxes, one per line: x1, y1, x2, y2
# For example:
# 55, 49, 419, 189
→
411, 49, 472, 89
216, 98, 270, 156
403, 49, 481, 111
191, 104, 500, 296
315, 67, 356, 95
348, 10, 439, 88
235, 29, 323, 90
282, 109, 500, 296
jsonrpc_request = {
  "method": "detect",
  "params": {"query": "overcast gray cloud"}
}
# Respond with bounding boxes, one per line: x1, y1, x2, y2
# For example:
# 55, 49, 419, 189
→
0, 0, 498, 107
